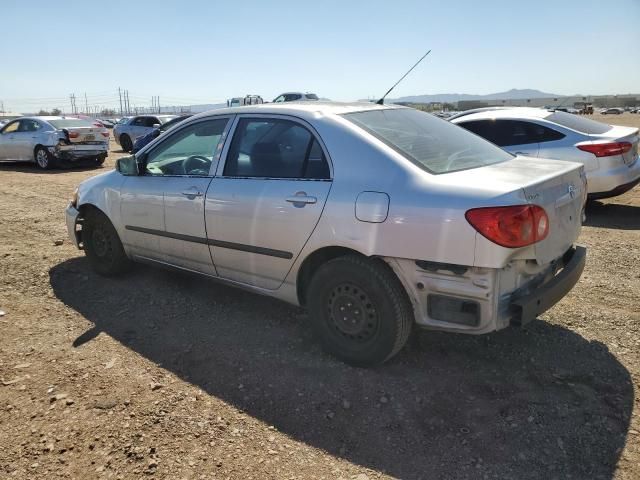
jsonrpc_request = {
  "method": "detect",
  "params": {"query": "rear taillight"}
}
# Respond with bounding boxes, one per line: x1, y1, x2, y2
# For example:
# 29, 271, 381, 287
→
577, 142, 632, 157
68, 131, 79, 139
101, 132, 109, 137
465, 205, 549, 248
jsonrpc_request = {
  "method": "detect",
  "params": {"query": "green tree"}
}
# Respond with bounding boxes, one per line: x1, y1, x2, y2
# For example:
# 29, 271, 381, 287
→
51, 108, 62, 116
37, 109, 51, 115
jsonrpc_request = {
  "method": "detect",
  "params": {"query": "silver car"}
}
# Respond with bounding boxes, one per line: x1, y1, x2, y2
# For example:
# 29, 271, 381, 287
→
0, 116, 109, 169
113, 114, 178, 153
66, 102, 587, 366
450, 107, 640, 199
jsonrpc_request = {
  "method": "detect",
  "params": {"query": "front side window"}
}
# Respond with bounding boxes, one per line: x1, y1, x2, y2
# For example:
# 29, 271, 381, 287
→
144, 118, 228, 176
224, 118, 330, 179
285, 94, 302, 101
345, 108, 512, 174
1, 121, 20, 134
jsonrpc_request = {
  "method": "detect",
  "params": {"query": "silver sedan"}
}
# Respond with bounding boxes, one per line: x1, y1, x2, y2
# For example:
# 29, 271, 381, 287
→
450, 107, 640, 199
66, 102, 587, 366
0, 116, 109, 169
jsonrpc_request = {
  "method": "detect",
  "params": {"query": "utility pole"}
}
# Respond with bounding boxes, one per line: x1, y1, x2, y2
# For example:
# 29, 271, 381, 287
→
157, 96, 160, 113
118, 87, 123, 116
125, 90, 130, 115
70, 94, 77, 115
0, 100, 4, 113
84, 93, 88, 115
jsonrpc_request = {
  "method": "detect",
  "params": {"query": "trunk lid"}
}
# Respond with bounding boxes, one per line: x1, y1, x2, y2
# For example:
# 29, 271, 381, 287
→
64, 126, 108, 144
520, 157, 586, 264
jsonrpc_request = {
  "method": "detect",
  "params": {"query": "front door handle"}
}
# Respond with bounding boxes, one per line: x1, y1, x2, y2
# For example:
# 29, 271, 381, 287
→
286, 193, 317, 205
181, 189, 204, 197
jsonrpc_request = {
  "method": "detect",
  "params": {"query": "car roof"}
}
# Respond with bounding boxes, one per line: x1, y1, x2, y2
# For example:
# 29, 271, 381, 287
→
191, 101, 402, 121
450, 107, 554, 123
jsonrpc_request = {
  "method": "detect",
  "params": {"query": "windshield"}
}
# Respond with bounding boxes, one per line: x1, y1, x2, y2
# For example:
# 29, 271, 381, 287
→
545, 111, 611, 134
48, 119, 93, 129
344, 108, 513, 174
160, 115, 190, 132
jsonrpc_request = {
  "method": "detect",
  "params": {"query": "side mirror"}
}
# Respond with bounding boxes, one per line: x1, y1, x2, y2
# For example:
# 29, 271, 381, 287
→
152, 123, 160, 129
152, 129, 161, 138
116, 155, 144, 176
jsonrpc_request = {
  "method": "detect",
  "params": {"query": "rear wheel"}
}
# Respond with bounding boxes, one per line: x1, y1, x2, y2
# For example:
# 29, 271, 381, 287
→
306, 255, 413, 367
34, 146, 56, 170
120, 134, 133, 153
83, 209, 131, 276
95, 154, 107, 166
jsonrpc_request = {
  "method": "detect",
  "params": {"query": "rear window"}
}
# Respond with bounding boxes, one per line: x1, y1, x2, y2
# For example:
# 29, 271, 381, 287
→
545, 111, 611, 134
305, 94, 319, 100
158, 116, 177, 124
48, 119, 93, 129
344, 108, 513, 174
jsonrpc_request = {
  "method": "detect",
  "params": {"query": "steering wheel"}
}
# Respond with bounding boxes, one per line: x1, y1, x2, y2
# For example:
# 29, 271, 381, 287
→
183, 155, 211, 175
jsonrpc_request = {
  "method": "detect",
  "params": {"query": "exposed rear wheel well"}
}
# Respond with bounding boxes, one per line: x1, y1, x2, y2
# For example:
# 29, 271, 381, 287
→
297, 246, 363, 306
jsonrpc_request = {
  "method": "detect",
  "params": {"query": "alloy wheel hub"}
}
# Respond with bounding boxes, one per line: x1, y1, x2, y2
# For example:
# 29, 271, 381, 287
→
327, 283, 378, 341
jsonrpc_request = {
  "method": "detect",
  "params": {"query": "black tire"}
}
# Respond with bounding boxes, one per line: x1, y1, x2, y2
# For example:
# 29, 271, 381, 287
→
34, 146, 56, 170
120, 134, 133, 153
95, 154, 107, 166
83, 209, 131, 276
306, 255, 413, 367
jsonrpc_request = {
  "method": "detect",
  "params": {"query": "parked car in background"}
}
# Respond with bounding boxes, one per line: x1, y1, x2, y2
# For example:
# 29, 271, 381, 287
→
272, 92, 319, 102
132, 114, 192, 153
66, 102, 586, 366
451, 107, 640, 199
600, 108, 624, 115
114, 114, 177, 152
99, 119, 116, 129
227, 95, 264, 107
0, 116, 109, 169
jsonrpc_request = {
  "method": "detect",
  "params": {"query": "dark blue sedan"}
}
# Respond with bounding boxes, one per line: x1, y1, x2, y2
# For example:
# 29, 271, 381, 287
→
132, 114, 192, 153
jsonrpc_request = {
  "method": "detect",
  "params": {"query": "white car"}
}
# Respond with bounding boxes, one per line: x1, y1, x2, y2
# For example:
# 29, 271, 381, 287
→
272, 92, 319, 102
66, 102, 587, 366
113, 115, 178, 152
451, 108, 640, 199
0, 116, 109, 169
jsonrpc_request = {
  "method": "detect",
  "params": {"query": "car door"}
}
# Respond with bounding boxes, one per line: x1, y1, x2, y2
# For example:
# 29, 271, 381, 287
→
128, 117, 147, 141
206, 115, 332, 289
120, 117, 232, 275
0, 120, 21, 160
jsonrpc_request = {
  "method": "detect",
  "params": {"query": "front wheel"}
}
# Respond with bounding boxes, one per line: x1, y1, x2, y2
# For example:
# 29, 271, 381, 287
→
95, 154, 107, 166
120, 134, 133, 153
34, 146, 56, 170
306, 255, 413, 367
83, 209, 131, 276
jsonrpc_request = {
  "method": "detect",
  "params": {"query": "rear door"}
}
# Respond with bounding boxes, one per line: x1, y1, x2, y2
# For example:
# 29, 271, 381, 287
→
206, 115, 332, 289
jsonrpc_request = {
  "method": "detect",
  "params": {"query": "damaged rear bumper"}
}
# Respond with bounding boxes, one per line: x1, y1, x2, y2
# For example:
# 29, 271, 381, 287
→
49, 143, 108, 161
509, 245, 586, 326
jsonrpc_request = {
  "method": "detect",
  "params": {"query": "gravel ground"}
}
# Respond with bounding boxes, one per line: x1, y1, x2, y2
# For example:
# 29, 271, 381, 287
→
0, 113, 638, 479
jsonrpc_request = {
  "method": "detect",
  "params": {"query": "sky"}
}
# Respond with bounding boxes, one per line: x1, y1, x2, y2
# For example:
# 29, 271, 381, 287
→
1, 0, 639, 113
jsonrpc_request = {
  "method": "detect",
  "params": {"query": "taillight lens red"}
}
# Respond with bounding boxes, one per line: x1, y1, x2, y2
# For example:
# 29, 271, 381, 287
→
101, 132, 109, 137
68, 131, 79, 139
577, 142, 632, 157
465, 205, 549, 248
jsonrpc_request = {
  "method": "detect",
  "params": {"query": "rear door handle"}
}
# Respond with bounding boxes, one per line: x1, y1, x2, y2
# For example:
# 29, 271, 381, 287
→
286, 195, 317, 205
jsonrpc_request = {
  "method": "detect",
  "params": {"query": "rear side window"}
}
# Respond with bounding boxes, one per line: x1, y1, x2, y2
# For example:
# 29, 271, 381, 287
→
344, 109, 512, 174
224, 118, 330, 179
545, 111, 611, 134
460, 120, 565, 147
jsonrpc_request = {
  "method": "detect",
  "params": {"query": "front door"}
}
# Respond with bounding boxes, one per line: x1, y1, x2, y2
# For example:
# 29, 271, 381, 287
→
0, 120, 21, 160
206, 116, 332, 289
120, 117, 231, 275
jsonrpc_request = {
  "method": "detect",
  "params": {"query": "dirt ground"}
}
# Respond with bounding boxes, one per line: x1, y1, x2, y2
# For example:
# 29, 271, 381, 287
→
0, 112, 639, 480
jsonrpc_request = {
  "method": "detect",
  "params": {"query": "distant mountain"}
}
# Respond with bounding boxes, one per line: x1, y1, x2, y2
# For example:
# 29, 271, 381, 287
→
388, 89, 564, 104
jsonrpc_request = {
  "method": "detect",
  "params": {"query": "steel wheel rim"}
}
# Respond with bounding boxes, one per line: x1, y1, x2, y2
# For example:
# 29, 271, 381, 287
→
327, 282, 379, 342
92, 225, 112, 258
36, 150, 48, 168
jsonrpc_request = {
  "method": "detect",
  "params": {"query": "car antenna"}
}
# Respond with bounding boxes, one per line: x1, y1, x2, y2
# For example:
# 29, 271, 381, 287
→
376, 50, 431, 105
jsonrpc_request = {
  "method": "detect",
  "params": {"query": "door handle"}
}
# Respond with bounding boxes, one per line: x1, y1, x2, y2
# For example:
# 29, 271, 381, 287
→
286, 194, 317, 205
181, 189, 204, 197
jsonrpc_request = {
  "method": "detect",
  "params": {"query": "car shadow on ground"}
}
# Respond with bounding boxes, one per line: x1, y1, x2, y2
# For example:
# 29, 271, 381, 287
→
585, 201, 640, 230
50, 258, 633, 480
0, 161, 105, 174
